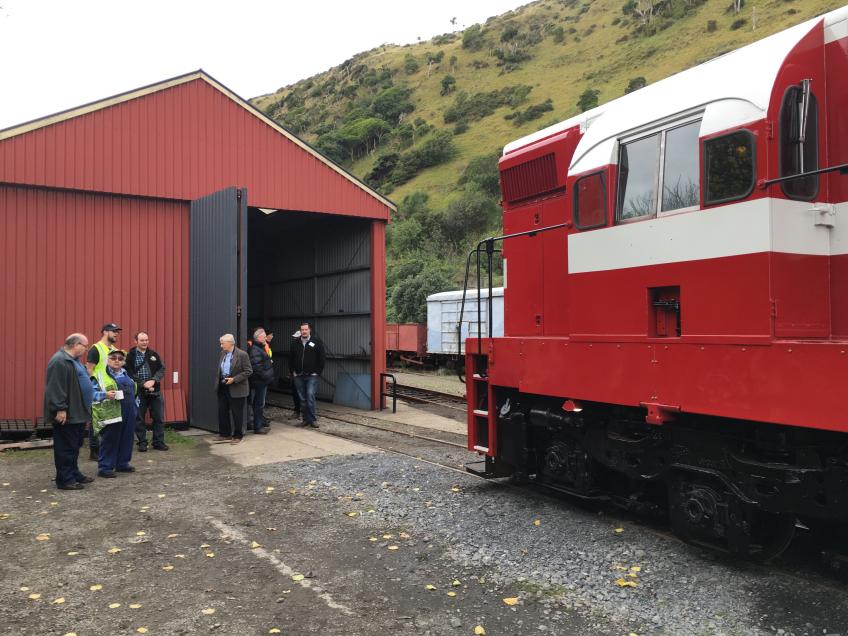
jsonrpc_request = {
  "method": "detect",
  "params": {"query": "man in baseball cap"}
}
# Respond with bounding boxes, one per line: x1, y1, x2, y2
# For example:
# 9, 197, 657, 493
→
84, 323, 122, 460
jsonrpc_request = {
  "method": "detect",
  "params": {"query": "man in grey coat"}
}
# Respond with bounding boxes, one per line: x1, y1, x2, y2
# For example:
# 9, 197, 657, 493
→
44, 333, 95, 490
215, 333, 252, 444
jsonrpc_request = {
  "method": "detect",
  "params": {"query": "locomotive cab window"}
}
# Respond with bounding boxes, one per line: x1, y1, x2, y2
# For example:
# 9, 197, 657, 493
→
703, 130, 755, 205
616, 118, 701, 223
574, 171, 607, 230
780, 80, 819, 200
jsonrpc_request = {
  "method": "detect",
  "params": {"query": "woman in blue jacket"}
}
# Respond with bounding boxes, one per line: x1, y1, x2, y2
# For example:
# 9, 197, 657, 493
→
92, 349, 138, 477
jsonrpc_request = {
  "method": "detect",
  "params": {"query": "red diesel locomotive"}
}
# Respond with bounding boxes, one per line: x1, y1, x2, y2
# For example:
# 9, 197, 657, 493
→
465, 7, 848, 558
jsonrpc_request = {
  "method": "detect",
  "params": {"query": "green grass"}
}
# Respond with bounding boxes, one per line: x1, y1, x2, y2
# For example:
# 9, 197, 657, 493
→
163, 427, 196, 447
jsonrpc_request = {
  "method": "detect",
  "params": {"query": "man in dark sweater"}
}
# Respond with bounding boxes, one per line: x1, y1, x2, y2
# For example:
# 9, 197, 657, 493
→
125, 331, 168, 451
248, 328, 275, 434
44, 333, 95, 490
288, 322, 325, 429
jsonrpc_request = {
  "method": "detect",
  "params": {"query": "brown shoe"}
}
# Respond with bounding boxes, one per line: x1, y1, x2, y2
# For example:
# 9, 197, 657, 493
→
230, 438, 242, 445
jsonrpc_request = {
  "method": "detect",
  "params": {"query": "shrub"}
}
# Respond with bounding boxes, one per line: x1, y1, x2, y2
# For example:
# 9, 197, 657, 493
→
390, 264, 453, 323
437, 189, 501, 249
444, 85, 533, 124
504, 99, 554, 126
404, 53, 420, 74
552, 25, 566, 43
576, 88, 600, 112
364, 153, 400, 189
624, 76, 647, 94
371, 86, 414, 124
440, 75, 457, 96
706, 19, 717, 32
501, 23, 520, 42
730, 18, 747, 30
458, 153, 502, 199
453, 122, 469, 135
462, 24, 486, 51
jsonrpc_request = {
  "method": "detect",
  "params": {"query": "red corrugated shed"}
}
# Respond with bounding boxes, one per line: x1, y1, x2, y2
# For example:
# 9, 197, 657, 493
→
0, 70, 393, 426
0, 72, 393, 219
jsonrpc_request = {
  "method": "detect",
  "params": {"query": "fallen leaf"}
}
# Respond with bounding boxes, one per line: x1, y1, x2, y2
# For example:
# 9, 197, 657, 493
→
200, 543, 211, 548
247, 511, 255, 516
367, 509, 375, 513
162, 565, 174, 571
346, 511, 358, 517
503, 597, 519, 606
265, 487, 275, 492
629, 633, 639, 636
19, 586, 30, 591
63, 633, 77, 636
387, 545, 399, 551
425, 584, 437, 590
167, 534, 179, 539
412, 487, 420, 492
201, 608, 216, 615
137, 628, 148, 634
269, 629, 281, 634
368, 537, 378, 542
50, 502, 59, 506
66, 551, 80, 556
136, 531, 146, 536
451, 487, 460, 492
28, 593, 41, 600
35, 533, 50, 541
90, 584, 103, 591
206, 552, 215, 558
474, 626, 486, 636
108, 547, 122, 554
1, 483, 8, 486
109, 602, 122, 609
615, 578, 638, 588
175, 554, 186, 559
53, 597, 65, 604
250, 541, 262, 549
266, 527, 277, 532
614, 528, 624, 534
382, 534, 393, 539
630, 566, 641, 573
533, 519, 541, 527
129, 603, 143, 609
399, 532, 410, 539
447, 591, 457, 597
291, 574, 305, 582
40, 489, 47, 493
157, 494, 166, 498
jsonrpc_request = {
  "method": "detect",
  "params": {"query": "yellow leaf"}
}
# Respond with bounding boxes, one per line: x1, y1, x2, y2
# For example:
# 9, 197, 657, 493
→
452, 579, 461, 587
108, 547, 122, 554
250, 541, 262, 549
451, 487, 460, 492
137, 628, 149, 634
162, 565, 174, 571
50, 502, 59, 506
265, 487, 275, 492
533, 519, 541, 526
291, 574, 304, 581
205, 552, 215, 558
201, 608, 216, 615
28, 593, 41, 600
140, 507, 149, 511
109, 602, 122, 609
399, 532, 410, 539
1, 483, 8, 486
136, 531, 146, 536
158, 494, 166, 498
90, 584, 103, 591
382, 534, 393, 539
20, 586, 30, 591
53, 597, 65, 604
64, 633, 77, 636
629, 633, 639, 636
614, 528, 624, 534
630, 566, 641, 572
67, 551, 80, 556
367, 509, 375, 513
346, 512, 358, 517
368, 537, 378, 542
503, 597, 520, 606
200, 543, 211, 548
266, 527, 277, 531
248, 511, 255, 515
269, 629, 281, 634
167, 533, 179, 539
129, 603, 143, 609
425, 584, 437, 590
35, 533, 50, 541
175, 554, 186, 559
615, 578, 638, 588
474, 626, 487, 635
40, 489, 47, 493
387, 545, 399, 551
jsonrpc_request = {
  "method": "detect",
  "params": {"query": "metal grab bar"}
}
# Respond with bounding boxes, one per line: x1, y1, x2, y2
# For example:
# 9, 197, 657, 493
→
380, 372, 397, 413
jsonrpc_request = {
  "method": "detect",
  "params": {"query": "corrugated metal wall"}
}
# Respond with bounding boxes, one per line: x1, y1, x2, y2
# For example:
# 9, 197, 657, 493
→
0, 184, 189, 422
247, 211, 372, 401
0, 78, 390, 220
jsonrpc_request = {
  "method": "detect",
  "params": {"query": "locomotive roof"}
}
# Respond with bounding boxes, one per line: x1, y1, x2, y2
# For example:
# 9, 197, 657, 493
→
504, 6, 848, 171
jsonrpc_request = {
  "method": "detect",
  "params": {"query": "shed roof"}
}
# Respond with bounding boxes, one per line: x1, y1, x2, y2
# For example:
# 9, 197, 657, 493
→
0, 70, 395, 217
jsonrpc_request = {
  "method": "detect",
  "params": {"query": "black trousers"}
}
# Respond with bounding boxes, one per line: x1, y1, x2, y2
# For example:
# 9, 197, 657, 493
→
136, 391, 165, 447
217, 389, 246, 439
53, 421, 86, 486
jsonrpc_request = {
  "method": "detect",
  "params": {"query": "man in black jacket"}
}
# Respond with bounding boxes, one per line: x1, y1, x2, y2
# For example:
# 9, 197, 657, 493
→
125, 331, 168, 452
44, 333, 95, 490
248, 328, 274, 434
288, 322, 325, 429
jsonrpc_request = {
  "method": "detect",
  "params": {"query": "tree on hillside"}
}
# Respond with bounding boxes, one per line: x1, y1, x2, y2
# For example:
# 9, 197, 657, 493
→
404, 53, 420, 75
577, 88, 600, 112
371, 86, 414, 124
462, 24, 486, 51
440, 75, 457, 96
625, 76, 647, 94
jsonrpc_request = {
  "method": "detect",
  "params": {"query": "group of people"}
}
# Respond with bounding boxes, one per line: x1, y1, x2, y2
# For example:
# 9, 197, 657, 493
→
214, 322, 325, 443
43, 320, 325, 488
43, 324, 168, 490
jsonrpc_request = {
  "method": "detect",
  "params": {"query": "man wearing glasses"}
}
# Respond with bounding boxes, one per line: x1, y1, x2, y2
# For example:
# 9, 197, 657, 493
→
44, 334, 95, 490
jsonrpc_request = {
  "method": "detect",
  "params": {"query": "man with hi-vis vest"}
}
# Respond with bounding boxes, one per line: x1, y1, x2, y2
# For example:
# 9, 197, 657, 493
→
86, 323, 122, 460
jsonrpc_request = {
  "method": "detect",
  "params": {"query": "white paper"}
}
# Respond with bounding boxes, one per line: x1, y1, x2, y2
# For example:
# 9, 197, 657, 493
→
114, 390, 124, 400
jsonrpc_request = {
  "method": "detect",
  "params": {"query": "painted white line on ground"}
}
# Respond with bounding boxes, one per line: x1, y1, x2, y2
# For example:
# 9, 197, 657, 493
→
208, 517, 356, 616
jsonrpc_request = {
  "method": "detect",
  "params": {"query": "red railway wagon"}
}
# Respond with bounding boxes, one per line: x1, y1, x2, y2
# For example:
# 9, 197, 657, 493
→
466, 7, 848, 558
385, 323, 427, 362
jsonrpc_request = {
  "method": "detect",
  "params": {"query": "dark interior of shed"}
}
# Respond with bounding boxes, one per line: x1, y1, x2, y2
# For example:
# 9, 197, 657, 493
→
245, 208, 374, 405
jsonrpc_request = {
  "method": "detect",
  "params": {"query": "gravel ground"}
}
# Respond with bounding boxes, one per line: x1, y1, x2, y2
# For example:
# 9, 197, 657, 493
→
2, 417, 847, 636
389, 370, 466, 398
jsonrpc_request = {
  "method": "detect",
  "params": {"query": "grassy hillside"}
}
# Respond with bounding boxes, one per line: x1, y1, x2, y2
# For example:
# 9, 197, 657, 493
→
252, 0, 842, 321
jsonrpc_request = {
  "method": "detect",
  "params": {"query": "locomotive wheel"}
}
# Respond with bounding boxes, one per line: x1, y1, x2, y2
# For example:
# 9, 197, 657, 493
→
735, 510, 796, 562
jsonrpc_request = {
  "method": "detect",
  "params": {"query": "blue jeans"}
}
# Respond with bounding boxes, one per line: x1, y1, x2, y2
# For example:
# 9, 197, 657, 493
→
293, 375, 318, 424
251, 384, 268, 431
98, 419, 134, 474
53, 421, 86, 486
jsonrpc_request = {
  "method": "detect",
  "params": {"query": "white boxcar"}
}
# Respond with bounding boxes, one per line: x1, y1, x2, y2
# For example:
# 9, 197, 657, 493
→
426, 288, 504, 355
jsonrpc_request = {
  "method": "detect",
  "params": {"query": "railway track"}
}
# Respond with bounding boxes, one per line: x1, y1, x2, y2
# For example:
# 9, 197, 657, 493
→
390, 383, 467, 411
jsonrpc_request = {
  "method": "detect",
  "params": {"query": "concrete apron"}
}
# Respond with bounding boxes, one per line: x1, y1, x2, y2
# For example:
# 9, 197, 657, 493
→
197, 426, 377, 467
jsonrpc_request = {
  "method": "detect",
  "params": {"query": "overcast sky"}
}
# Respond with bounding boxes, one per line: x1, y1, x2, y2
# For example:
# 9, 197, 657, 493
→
0, 0, 531, 130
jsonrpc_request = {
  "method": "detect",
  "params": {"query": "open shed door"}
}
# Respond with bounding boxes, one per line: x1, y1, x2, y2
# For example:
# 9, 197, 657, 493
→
189, 187, 247, 430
